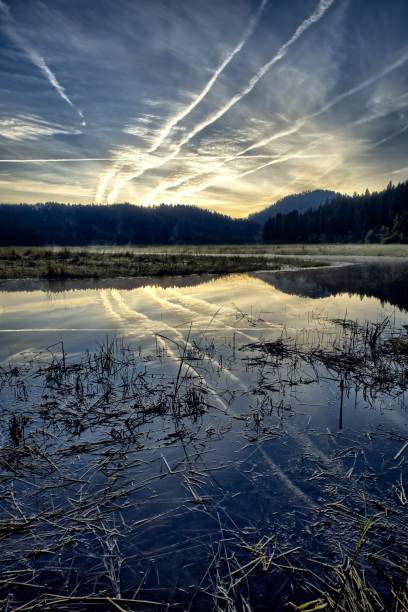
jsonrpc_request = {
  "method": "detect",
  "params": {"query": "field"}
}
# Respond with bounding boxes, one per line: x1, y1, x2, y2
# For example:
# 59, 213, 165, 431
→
0, 243, 407, 280
187, 243, 408, 257
0, 247, 326, 279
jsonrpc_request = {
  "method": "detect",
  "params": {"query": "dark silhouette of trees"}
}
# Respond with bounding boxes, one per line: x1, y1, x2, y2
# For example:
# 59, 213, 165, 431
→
0, 203, 259, 246
2, 181, 407, 247
249, 189, 336, 225
263, 181, 408, 243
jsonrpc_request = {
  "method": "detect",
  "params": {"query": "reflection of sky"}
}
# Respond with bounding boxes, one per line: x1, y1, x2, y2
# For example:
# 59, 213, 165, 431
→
1, 271, 407, 362
0, 0, 407, 216
1, 270, 408, 608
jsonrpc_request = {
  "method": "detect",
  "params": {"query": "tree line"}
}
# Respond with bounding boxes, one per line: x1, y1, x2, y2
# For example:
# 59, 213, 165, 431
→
0, 202, 259, 246
263, 180, 408, 243
2, 181, 407, 246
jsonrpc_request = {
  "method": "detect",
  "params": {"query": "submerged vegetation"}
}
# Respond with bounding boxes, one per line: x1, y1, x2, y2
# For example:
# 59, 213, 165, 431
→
0, 247, 325, 279
0, 312, 407, 610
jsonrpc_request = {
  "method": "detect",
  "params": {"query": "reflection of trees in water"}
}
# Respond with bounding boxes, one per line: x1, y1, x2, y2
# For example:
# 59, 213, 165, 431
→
256, 263, 408, 311
2, 262, 408, 312
0, 273, 222, 294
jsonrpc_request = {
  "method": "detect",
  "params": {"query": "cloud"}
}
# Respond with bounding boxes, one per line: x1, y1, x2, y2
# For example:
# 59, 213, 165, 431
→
170, 0, 336, 150
0, 158, 111, 163
2, 0, 407, 212
146, 0, 269, 154
104, 0, 336, 203
0, 177, 93, 198
0, 115, 82, 141
0, 1, 85, 125
95, 0, 268, 202
148, 48, 408, 202
371, 121, 408, 148
0, 0, 10, 16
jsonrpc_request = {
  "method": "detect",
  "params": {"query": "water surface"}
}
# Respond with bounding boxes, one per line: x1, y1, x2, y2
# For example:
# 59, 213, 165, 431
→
0, 262, 407, 609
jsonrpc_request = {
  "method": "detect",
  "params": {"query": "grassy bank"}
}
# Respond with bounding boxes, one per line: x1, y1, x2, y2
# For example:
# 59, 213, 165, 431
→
129, 243, 407, 257
0, 247, 326, 279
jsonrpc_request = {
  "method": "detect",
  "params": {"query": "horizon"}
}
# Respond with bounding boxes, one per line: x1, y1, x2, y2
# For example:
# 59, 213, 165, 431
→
1, 0, 408, 217
0, 179, 406, 220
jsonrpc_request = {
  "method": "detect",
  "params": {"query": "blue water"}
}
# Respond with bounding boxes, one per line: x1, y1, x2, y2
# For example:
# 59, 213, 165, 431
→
0, 263, 407, 610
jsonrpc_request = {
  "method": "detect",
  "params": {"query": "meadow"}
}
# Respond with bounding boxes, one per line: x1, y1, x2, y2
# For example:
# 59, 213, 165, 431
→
1, 243, 407, 280
0, 246, 326, 279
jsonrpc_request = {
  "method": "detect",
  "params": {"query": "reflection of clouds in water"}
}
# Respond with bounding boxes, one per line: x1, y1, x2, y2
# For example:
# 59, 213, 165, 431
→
165, 286, 258, 342
1, 265, 408, 362
1, 267, 408, 608
101, 288, 232, 413
0, 289, 97, 316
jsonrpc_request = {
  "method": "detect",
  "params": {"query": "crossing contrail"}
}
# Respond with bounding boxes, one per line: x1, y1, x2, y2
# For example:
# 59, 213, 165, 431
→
146, 48, 408, 201
148, 0, 268, 153
147, 0, 269, 155
170, 0, 336, 152
104, 0, 336, 203
96, 0, 268, 202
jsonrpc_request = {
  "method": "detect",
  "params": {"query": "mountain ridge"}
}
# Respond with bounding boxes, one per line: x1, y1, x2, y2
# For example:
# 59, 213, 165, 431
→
248, 189, 338, 225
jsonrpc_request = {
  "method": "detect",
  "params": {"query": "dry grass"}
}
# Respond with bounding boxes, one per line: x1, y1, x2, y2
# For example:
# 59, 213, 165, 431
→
0, 315, 407, 609
0, 247, 326, 279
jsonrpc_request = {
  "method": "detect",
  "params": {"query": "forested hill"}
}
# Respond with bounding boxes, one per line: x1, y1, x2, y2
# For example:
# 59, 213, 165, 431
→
249, 189, 337, 225
263, 181, 408, 243
0, 203, 259, 246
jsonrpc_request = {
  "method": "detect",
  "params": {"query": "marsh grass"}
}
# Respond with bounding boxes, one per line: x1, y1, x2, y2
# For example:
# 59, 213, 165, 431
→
0, 247, 326, 279
0, 314, 407, 609
243, 317, 408, 401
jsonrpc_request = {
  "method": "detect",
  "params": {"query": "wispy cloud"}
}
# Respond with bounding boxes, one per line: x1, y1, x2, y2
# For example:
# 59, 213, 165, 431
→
168, 0, 336, 151
146, 0, 268, 154
96, 0, 268, 202
148, 49, 408, 202
0, 115, 81, 141
0, 0, 85, 125
102, 0, 336, 203
0, 158, 111, 163
2, 0, 407, 211
0, 0, 9, 16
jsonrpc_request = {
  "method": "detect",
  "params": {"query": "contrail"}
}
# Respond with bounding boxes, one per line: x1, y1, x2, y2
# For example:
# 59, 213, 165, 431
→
105, 0, 335, 202
171, 0, 336, 151
0, 0, 9, 15
142, 126, 312, 202
95, 164, 123, 202
0, 1, 85, 125
233, 148, 323, 181
229, 49, 408, 158
96, 0, 268, 202
371, 121, 408, 148
235, 56, 408, 185
0, 158, 112, 163
147, 0, 268, 154
148, 48, 408, 201
176, 147, 325, 198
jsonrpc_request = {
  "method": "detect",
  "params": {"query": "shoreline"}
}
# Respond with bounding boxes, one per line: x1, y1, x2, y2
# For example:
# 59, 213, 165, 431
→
0, 248, 328, 280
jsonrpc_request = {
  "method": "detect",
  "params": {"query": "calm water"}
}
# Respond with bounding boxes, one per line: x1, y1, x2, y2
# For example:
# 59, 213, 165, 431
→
0, 262, 407, 609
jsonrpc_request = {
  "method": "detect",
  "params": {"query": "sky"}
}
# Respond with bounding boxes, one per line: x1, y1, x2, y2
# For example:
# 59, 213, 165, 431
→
0, 0, 407, 217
